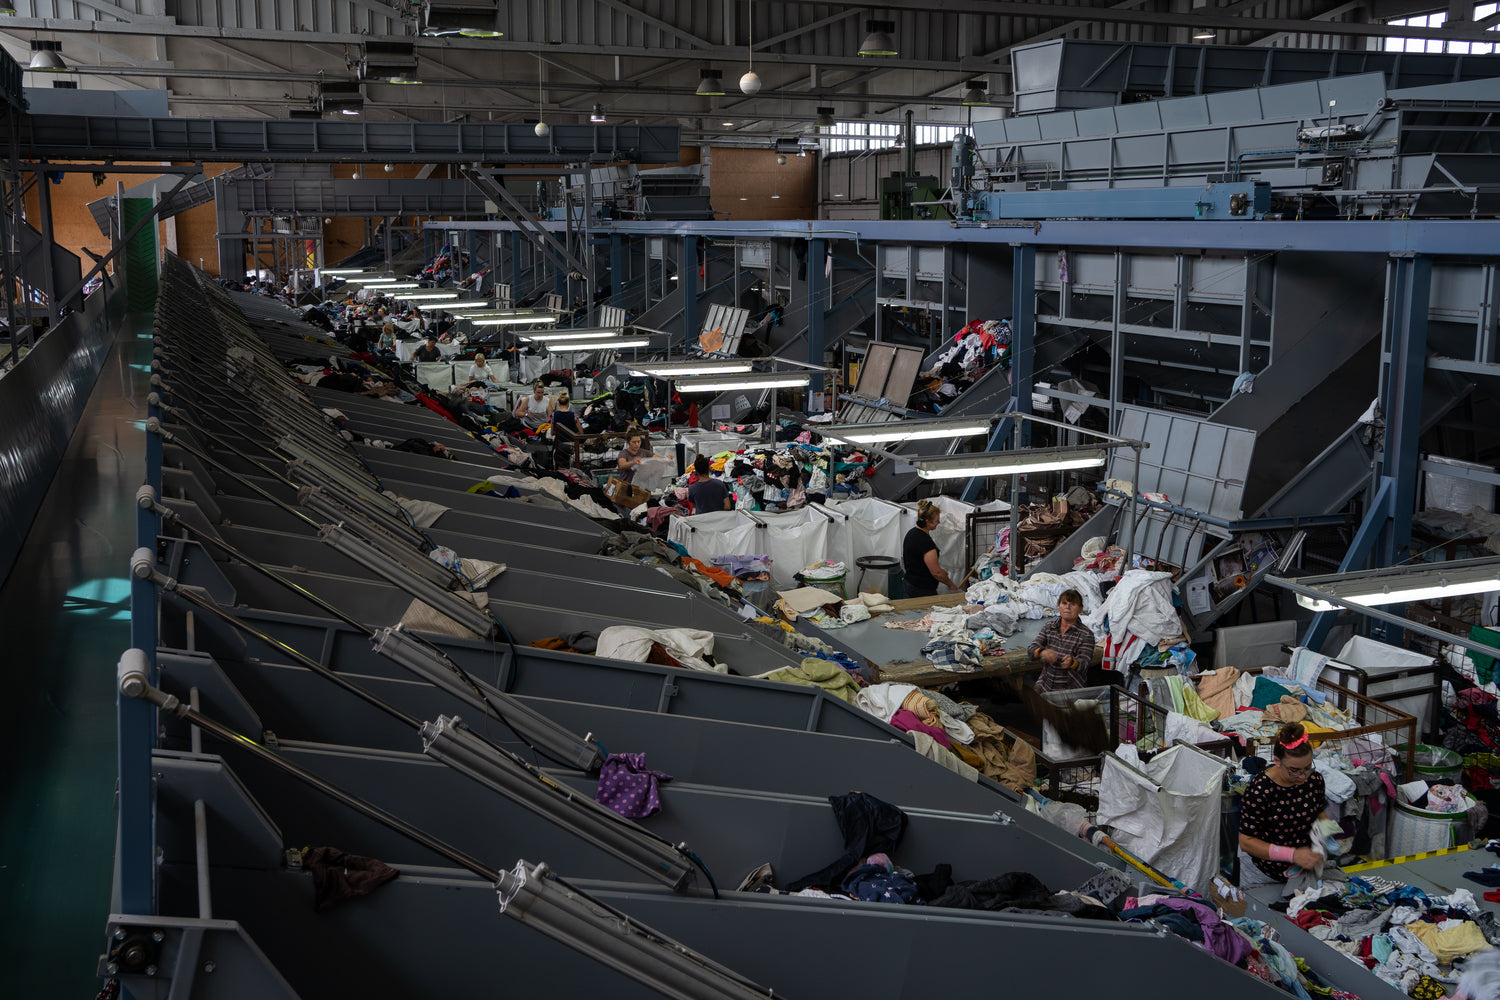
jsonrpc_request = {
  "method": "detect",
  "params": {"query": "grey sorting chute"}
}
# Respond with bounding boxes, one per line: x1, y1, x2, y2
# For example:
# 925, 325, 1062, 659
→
116, 652, 764, 1000
423, 715, 693, 891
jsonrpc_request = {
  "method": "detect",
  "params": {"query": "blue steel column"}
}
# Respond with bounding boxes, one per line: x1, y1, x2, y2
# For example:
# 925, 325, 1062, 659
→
510, 231, 523, 301
610, 235, 625, 308
120, 387, 162, 915
1011, 243, 1036, 446
681, 235, 699, 355
807, 237, 827, 398
1379, 253, 1430, 568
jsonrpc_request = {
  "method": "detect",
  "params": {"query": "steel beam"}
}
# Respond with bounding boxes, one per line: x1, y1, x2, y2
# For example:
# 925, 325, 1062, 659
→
19, 117, 682, 165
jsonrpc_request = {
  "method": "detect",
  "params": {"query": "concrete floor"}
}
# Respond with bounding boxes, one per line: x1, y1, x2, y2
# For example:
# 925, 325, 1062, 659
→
0, 314, 150, 994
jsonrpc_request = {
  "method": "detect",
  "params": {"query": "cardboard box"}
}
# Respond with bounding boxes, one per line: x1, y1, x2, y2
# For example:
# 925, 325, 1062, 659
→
604, 476, 650, 509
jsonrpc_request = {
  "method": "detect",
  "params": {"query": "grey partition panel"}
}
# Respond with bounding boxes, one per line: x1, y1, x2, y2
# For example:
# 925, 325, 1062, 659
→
162, 866, 1295, 1000
1111, 405, 1256, 520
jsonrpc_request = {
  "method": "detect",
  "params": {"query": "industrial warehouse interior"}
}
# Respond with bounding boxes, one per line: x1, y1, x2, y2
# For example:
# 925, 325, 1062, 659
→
5, 1, 1500, 997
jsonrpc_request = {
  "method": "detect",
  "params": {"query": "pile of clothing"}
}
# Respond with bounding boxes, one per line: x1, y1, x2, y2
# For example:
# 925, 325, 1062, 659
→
853, 683, 1037, 788
1282, 876, 1500, 995
910, 319, 1012, 412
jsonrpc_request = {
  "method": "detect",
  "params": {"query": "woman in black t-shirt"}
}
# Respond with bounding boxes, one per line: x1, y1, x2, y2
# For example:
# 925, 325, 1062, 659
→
902, 500, 957, 598
1237, 722, 1328, 886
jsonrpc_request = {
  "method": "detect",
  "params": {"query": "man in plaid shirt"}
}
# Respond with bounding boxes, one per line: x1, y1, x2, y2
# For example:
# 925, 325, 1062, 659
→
1027, 589, 1095, 693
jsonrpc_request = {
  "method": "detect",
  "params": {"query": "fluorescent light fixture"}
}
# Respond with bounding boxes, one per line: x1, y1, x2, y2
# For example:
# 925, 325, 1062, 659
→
1193, 30, 1216, 40
549, 339, 650, 350
362, 281, 420, 290
469, 315, 561, 326
396, 292, 460, 301
348, 277, 403, 285
436, 300, 496, 311
821, 417, 992, 445
627, 361, 754, 377
322, 268, 368, 276
912, 446, 1108, 480
676, 373, 811, 393
1287, 556, 1500, 612
521, 329, 627, 342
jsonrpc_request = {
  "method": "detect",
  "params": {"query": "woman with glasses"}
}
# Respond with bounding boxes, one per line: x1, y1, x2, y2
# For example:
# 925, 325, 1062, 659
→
1236, 722, 1328, 886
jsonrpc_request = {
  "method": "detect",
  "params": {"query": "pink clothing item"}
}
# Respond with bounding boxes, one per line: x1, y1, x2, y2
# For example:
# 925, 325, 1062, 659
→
890, 708, 952, 748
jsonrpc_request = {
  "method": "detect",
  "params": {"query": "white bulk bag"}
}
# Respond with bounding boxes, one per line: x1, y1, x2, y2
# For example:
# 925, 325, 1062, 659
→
1096, 744, 1227, 897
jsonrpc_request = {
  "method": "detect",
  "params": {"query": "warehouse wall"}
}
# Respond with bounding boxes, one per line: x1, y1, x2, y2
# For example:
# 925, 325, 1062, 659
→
708, 146, 814, 221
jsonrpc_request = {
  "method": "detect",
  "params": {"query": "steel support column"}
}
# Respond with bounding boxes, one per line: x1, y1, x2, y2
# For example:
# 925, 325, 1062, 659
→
682, 235, 699, 355
1011, 243, 1036, 447
1379, 254, 1431, 566
807, 237, 827, 397
34, 168, 58, 325
610, 235, 625, 308
1301, 478, 1395, 651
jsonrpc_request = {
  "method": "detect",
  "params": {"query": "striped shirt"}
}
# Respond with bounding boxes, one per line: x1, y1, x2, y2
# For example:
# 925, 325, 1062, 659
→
1029, 618, 1096, 693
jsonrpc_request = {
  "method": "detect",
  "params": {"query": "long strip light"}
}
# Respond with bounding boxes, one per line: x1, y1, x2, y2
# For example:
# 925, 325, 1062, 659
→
521, 329, 627, 342
628, 361, 754, 377
437, 301, 497, 311
820, 417, 992, 445
1281, 556, 1500, 612
676, 373, 811, 393
347, 276, 402, 284
322, 268, 368, 276
549, 339, 650, 350
397, 292, 460, 302
359, 281, 419, 290
470, 315, 562, 326
912, 446, 1108, 480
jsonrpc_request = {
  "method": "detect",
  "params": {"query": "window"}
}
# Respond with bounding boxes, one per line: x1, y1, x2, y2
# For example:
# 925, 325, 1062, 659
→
1384, 4, 1498, 54
819, 121, 965, 154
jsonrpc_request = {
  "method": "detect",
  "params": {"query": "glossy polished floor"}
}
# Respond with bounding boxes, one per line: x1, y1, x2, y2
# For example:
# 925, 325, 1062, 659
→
0, 315, 150, 994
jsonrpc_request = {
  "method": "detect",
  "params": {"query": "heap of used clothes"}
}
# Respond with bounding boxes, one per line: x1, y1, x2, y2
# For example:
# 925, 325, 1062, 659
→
852, 682, 1037, 789
756, 792, 1350, 998
1282, 874, 1500, 996
639, 436, 871, 522
910, 319, 1012, 413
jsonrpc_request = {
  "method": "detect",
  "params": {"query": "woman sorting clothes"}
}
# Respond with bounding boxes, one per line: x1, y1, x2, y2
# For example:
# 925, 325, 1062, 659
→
1027, 589, 1095, 693
513, 380, 554, 430
901, 500, 958, 599
463, 352, 499, 389
616, 430, 654, 483
1236, 722, 1328, 886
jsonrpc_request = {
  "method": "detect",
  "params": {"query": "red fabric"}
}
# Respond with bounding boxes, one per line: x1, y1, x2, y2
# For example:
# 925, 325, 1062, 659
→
889, 709, 951, 748
414, 393, 458, 424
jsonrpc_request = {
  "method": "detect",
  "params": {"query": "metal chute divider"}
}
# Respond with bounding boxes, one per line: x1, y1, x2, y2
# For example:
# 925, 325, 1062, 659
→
295, 484, 444, 584
371, 626, 604, 773
319, 523, 496, 640
422, 715, 693, 891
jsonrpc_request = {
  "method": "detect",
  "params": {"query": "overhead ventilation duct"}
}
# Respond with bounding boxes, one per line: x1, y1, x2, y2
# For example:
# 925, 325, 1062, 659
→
422, 0, 503, 38
318, 80, 364, 116
360, 40, 419, 82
